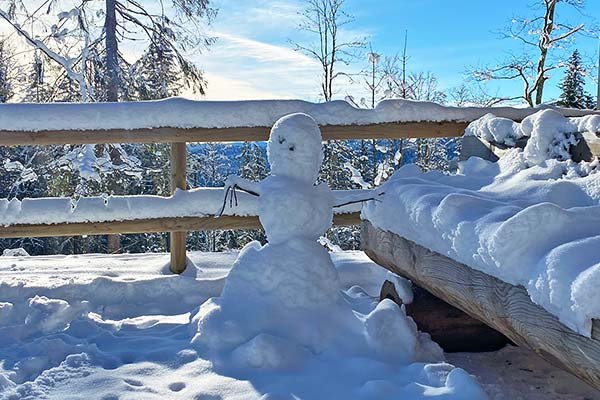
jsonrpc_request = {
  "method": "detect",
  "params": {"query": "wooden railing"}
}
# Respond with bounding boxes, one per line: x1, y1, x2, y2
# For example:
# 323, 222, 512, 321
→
1, 101, 596, 273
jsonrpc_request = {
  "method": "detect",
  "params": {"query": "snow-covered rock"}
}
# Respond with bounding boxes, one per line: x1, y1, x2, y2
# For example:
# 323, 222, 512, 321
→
465, 109, 600, 166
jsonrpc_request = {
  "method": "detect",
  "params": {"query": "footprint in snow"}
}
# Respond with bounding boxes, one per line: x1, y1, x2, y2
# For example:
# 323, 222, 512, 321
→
123, 378, 144, 387
169, 382, 186, 392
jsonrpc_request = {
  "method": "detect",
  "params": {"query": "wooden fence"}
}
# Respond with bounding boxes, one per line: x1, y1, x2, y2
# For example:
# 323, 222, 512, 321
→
0, 104, 596, 273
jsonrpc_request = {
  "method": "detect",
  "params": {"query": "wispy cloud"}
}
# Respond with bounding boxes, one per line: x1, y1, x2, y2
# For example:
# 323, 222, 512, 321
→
212, 32, 318, 67
198, 30, 323, 100
194, 0, 370, 101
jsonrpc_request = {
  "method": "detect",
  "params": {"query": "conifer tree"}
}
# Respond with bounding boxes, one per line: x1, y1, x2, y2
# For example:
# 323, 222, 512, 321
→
0, 39, 15, 103
557, 50, 595, 109
133, 21, 206, 100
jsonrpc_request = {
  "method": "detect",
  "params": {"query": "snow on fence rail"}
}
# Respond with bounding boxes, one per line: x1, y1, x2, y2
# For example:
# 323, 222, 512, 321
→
0, 98, 597, 145
1, 98, 598, 273
0, 189, 363, 235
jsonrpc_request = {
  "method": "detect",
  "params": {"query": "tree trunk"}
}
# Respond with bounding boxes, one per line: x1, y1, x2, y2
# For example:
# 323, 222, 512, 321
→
105, 0, 121, 253
105, 0, 119, 102
534, 0, 557, 105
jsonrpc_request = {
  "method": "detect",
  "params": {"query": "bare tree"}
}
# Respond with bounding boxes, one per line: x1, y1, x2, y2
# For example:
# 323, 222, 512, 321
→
0, 0, 216, 101
382, 67, 446, 104
290, 0, 364, 101
471, 0, 593, 106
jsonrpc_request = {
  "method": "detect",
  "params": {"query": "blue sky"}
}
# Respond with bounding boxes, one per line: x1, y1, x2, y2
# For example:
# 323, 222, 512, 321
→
198, 0, 600, 104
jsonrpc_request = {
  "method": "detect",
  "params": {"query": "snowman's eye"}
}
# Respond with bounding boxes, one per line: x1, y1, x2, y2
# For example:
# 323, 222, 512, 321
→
278, 136, 286, 144
289, 145, 295, 151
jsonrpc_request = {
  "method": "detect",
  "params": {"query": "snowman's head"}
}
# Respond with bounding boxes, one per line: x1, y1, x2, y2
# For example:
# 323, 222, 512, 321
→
267, 113, 323, 183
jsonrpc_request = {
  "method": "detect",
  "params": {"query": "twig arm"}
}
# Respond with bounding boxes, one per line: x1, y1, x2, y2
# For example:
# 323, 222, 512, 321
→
333, 188, 385, 208
216, 175, 261, 217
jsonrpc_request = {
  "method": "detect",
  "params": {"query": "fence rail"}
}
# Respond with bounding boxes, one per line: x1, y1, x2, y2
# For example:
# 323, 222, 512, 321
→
1, 102, 597, 273
0, 121, 468, 146
0, 213, 361, 238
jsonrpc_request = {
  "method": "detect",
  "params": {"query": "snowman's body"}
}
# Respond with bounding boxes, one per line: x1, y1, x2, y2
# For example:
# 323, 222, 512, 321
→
257, 112, 334, 244
191, 113, 400, 363
259, 176, 333, 244
191, 114, 349, 353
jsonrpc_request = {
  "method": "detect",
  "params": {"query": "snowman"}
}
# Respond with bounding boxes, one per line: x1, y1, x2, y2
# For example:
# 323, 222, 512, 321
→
190, 113, 383, 361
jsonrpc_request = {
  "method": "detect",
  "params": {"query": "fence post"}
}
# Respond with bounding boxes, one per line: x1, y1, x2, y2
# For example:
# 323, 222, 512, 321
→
170, 142, 187, 273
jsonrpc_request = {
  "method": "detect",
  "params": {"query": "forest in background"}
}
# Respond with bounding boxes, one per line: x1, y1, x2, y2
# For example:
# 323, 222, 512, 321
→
0, 0, 596, 255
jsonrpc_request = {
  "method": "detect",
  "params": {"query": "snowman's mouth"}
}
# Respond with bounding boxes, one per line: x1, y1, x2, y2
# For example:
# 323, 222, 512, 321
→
289, 146, 295, 151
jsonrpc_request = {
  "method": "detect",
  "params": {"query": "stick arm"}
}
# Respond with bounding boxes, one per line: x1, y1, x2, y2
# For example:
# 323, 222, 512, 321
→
225, 175, 261, 196
216, 175, 261, 217
333, 187, 385, 208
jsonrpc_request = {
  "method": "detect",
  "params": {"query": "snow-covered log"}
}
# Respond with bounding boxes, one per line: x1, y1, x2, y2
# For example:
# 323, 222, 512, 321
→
461, 122, 600, 163
0, 98, 598, 145
0, 214, 361, 239
361, 220, 600, 391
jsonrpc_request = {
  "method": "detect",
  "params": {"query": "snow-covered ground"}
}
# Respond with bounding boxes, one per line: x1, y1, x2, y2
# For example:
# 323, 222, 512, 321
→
365, 110, 600, 336
0, 251, 596, 399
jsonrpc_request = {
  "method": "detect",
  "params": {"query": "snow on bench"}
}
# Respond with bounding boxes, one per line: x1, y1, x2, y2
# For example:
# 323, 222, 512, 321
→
361, 109, 600, 389
364, 109, 600, 337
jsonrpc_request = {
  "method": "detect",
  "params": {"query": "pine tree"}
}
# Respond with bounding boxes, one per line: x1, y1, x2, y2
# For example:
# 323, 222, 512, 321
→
0, 39, 15, 103
133, 21, 206, 100
557, 50, 595, 109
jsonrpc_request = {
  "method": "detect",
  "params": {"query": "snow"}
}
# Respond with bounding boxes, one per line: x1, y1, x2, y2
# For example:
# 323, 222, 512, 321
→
0, 250, 492, 399
0, 251, 595, 399
267, 113, 324, 183
2, 248, 29, 257
0, 187, 361, 227
364, 112, 600, 335
0, 97, 595, 132
464, 113, 523, 146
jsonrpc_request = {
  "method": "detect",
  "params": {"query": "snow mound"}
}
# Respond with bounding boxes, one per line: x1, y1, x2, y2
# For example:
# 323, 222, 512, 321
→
190, 239, 343, 353
2, 248, 29, 257
364, 145, 600, 336
464, 113, 523, 146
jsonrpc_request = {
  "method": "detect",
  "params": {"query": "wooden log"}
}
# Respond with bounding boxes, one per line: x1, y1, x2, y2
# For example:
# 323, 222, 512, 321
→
361, 220, 600, 390
170, 142, 187, 274
0, 213, 361, 239
0, 121, 469, 146
106, 233, 121, 254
